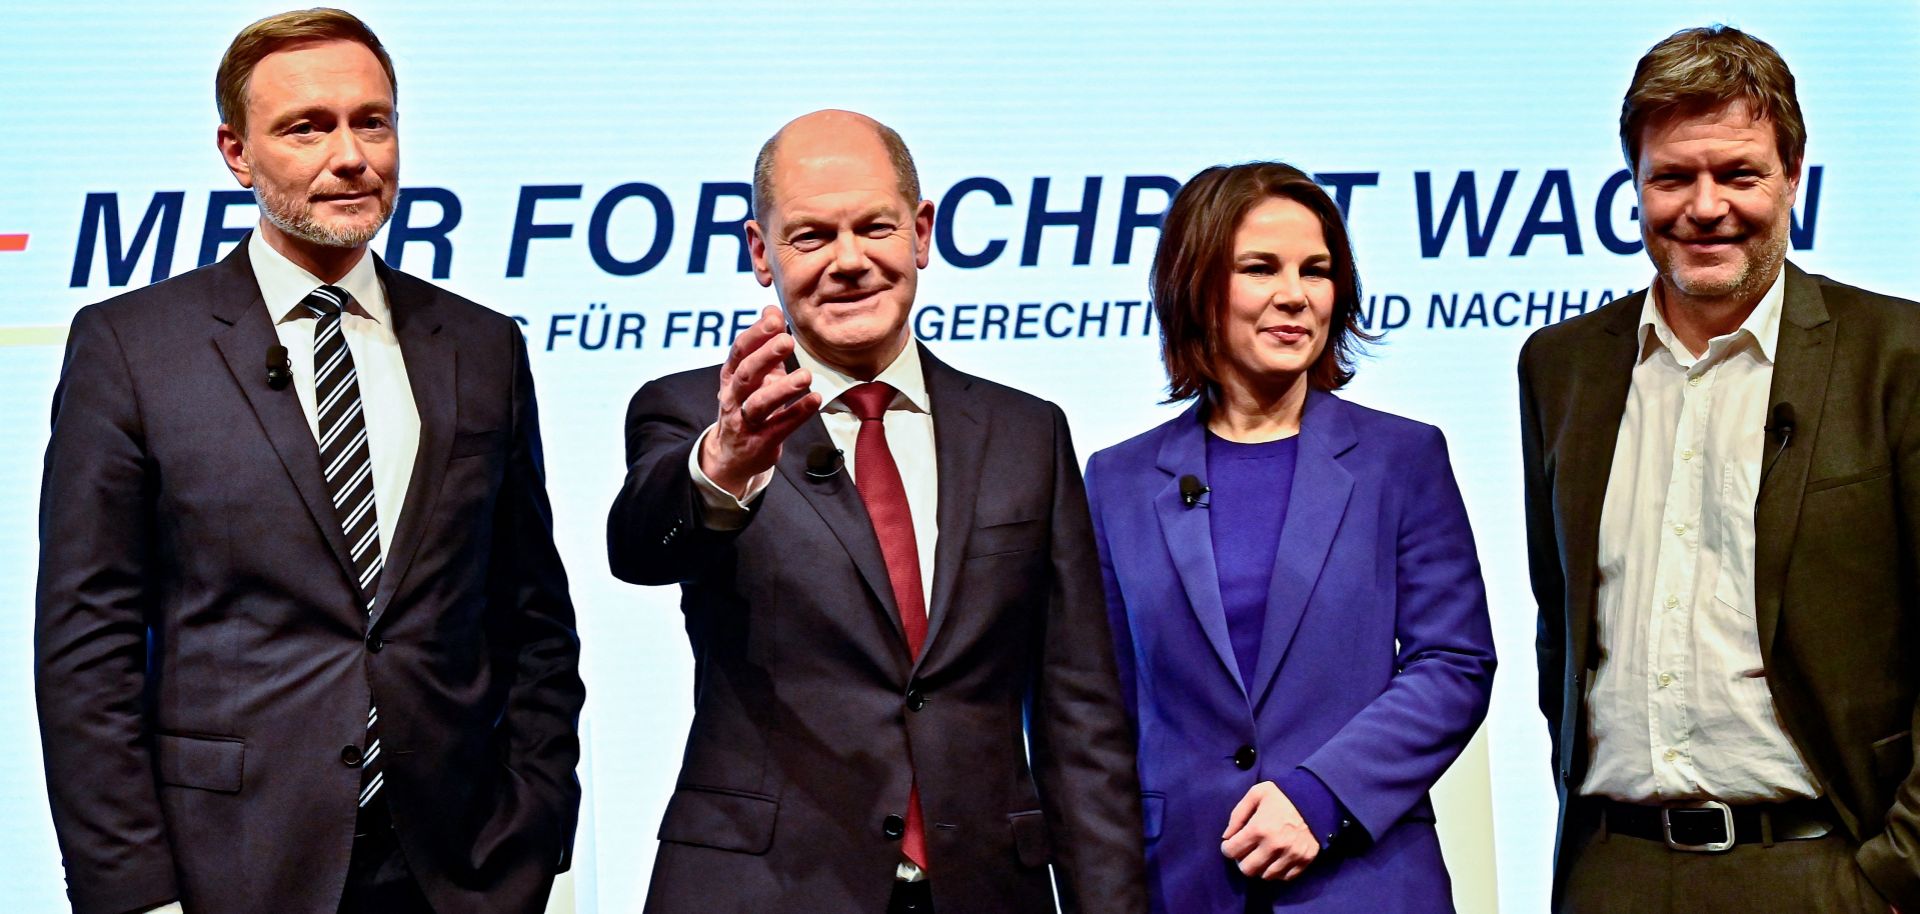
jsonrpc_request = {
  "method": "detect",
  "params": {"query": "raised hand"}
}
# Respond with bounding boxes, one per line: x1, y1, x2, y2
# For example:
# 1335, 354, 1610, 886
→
699, 305, 823, 497
1221, 780, 1320, 881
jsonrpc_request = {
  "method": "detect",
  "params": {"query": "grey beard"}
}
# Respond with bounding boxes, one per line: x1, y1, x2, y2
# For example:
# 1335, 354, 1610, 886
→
253, 184, 391, 249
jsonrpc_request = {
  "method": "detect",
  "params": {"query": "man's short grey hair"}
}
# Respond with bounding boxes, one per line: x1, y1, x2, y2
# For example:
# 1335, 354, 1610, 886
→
751, 119, 922, 223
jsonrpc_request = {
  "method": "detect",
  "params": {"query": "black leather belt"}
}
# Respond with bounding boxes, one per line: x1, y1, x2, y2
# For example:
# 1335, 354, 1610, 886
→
1599, 797, 1835, 852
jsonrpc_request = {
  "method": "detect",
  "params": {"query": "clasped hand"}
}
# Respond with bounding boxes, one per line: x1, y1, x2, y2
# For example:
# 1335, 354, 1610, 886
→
1221, 780, 1320, 882
698, 305, 823, 497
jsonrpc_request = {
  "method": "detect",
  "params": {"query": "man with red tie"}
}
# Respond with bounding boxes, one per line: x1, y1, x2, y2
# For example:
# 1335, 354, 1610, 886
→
607, 109, 1147, 914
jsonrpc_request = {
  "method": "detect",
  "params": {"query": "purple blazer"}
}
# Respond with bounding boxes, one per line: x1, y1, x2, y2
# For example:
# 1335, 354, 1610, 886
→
1084, 391, 1496, 914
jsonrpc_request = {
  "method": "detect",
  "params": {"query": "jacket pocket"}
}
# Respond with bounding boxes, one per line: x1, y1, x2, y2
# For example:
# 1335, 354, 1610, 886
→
1806, 465, 1891, 494
1009, 809, 1053, 867
1140, 791, 1166, 841
1871, 730, 1913, 797
965, 518, 1045, 559
657, 785, 778, 854
155, 733, 245, 793
451, 429, 510, 459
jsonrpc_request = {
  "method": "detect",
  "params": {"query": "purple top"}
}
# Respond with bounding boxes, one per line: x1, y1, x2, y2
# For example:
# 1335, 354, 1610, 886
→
1205, 431, 1348, 848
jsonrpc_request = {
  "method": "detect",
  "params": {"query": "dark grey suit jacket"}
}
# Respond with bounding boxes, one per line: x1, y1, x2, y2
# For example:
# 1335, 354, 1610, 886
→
36, 242, 584, 914
607, 346, 1148, 914
1520, 262, 1920, 909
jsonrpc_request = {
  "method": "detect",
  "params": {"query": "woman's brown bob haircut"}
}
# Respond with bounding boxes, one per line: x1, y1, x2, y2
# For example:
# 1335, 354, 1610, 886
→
216, 8, 396, 137
1620, 25, 1805, 176
1152, 161, 1372, 403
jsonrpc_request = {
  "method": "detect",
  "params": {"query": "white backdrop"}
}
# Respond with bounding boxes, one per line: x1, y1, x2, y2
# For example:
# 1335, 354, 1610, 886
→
3, 3, 1917, 911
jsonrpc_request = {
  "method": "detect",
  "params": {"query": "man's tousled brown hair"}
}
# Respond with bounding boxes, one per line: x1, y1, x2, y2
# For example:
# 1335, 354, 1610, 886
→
216, 8, 395, 136
1621, 25, 1805, 176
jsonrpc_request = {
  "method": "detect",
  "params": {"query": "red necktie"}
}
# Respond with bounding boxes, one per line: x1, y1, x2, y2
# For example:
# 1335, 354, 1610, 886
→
841, 381, 930, 871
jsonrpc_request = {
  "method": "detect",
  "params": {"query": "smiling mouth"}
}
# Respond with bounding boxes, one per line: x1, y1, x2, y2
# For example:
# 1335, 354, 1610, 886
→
1263, 326, 1311, 344
821, 289, 882, 305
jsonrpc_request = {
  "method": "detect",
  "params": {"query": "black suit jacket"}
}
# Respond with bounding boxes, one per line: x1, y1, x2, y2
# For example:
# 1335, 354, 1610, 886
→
1520, 262, 1920, 908
35, 243, 585, 914
607, 346, 1148, 914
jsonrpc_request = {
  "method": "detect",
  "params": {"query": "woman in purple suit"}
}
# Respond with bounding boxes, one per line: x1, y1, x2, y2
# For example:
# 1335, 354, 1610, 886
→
1084, 162, 1496, 913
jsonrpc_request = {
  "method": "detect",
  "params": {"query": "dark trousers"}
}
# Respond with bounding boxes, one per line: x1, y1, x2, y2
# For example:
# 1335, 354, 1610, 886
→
887, 880, 934, 914
1560, 801, 1889, 914
338, 801, 436, 914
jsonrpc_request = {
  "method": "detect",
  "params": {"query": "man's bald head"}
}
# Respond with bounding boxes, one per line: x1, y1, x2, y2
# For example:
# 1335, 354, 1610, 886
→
751, 110, 921, 223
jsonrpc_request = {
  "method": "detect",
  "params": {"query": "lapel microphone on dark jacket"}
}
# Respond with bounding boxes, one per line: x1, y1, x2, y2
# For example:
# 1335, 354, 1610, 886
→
805, 445, 845, 479
265, 344, 292, 390
1179, 474, 1210, 509
1759, 401, 1796, 490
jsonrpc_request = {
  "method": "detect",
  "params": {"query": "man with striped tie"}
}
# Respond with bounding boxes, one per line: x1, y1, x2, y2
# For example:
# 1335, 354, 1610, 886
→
35, 10, 583, 914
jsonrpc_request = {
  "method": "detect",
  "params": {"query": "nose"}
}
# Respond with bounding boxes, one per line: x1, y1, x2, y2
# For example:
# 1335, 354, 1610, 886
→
327, 127, 369, 177
829, 231, 868, 276
1270, 269, 1309, 312
1685, 178, 1730, 225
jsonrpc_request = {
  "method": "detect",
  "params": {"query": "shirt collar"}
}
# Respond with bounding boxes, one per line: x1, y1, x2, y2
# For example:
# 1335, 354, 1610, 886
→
794, 335, 932, 416
248, 227, 388, 325
1637, 267, 1786, 368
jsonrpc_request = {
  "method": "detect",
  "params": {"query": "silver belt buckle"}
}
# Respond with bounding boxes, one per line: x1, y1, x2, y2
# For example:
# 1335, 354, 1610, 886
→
1662, 799, 1735, 852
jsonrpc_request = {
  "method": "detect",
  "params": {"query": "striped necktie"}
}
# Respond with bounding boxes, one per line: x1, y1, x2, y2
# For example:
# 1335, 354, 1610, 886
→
302, 284, 387, 808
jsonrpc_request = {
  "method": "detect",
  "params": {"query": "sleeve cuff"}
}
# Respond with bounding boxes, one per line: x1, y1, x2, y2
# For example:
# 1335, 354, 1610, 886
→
1276, 767, 1351, 850
687, 424, 772, 531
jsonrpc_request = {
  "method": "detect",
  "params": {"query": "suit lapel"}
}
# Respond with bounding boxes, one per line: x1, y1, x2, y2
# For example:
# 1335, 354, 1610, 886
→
775, 412, 906, 646
1247, 391, 1354, 710
1755, 264, 1833, 662
917, 349, 985, 673
1151, 404, 1246, 696
1557, 294, 1643, 677
208, 245, 361, 599
368, 262, 454, 629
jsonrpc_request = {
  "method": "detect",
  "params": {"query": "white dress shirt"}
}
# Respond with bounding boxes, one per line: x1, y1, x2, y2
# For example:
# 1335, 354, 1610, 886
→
1582, 270, 1820, 802
249, 229, 420, 558
691, 339, 940, 606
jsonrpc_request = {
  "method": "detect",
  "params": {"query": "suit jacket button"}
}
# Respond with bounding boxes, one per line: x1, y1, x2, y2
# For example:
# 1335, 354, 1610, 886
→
1233, 745, 1257, 770
882, 814, 906, 840
341, 744, 364, 768
367, 637, 386, 653
906, 689, 926, 712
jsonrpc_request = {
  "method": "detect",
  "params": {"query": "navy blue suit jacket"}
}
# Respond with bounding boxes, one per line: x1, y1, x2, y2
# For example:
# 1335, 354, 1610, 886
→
1085, 392, 1495, 913
35, 243, 583, 914
607, 347, 1148, 914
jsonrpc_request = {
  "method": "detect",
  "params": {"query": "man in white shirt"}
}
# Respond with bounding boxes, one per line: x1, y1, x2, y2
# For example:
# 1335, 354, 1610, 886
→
1521, 25, 1920, 914
35, 10, 582, 913
607, 109, 1147, 914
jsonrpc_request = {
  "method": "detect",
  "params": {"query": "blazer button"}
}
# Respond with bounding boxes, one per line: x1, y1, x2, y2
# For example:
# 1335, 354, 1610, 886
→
367, 637, 386, 653
906, 689, 926, 712
882, 814, 906, 840
341, 744, 364, 768
1233, 745, 1257, 770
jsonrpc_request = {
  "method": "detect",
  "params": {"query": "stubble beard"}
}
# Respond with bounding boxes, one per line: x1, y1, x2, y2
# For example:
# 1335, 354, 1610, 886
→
252, 173, 394, 250
1657, 219, 1790, 309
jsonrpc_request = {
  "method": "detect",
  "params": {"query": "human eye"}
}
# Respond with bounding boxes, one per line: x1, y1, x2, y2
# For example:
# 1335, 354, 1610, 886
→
790, 229, 828, 251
